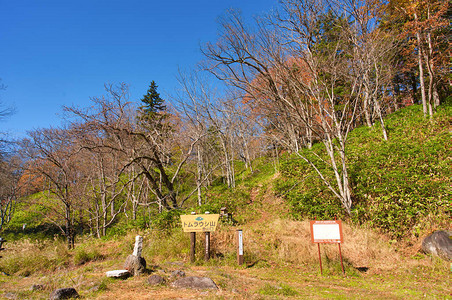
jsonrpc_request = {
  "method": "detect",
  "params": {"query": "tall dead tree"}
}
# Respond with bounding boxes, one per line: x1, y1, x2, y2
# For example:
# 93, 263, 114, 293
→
202, 0, 391, 215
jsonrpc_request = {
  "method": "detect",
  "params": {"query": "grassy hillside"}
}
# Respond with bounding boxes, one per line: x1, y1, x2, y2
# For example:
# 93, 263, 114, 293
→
0, 104, 450, 299
275, 104, 451, 240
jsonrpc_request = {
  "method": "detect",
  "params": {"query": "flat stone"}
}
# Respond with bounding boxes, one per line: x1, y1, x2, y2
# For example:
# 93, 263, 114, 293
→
171, 276, 218, 290
106, 270, 130, 278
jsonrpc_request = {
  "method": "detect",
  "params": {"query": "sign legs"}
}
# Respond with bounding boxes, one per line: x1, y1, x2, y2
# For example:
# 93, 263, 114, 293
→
317, 243, 323, 275
190, 232, 196, 263
205, 232, 210, 261
338, 243, 345, 275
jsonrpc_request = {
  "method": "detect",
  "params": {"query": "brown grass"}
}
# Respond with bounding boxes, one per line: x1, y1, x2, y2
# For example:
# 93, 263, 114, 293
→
0, 184, 450, 299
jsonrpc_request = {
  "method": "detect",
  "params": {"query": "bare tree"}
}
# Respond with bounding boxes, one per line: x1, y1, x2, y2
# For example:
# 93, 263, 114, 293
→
20, 127, 82, 249
0, 155, 21, 232
65, 83, 202, 213
201, 0, 391, 215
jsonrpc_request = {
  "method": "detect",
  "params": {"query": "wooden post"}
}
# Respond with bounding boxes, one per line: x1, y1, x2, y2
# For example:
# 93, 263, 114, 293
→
190, 212, 196, 263
338, 243, 345, 275
317, 243, 323, 275
190, 232, 196, 263
237, 229, 244, 265
205, 232, 210, 261
204, 211, 210, 261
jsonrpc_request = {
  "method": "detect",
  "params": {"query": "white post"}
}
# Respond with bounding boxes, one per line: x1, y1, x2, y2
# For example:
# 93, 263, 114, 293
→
132, 235, 143, 257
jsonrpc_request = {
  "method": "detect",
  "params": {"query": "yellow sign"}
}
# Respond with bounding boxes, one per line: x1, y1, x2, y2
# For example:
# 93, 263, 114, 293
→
180, 214, 220, 232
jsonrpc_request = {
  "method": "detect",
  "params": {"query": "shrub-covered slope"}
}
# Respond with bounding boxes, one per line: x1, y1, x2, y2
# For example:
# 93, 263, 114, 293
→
275, 104, 451, 239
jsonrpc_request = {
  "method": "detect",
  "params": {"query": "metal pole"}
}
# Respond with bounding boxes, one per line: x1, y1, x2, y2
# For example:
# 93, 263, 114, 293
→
338, 243, 345, 275
317, 243, 323, 275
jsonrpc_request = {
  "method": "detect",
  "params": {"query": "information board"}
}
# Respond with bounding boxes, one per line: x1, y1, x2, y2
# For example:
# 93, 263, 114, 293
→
180, 214, 220, 232
310, 220, 343, 243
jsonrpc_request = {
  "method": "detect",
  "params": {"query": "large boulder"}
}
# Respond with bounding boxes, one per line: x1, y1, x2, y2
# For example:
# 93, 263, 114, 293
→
171, 276, 218, 290
124, 254, 147, 276
421, 230, 452, 261
49, 288, 79, 299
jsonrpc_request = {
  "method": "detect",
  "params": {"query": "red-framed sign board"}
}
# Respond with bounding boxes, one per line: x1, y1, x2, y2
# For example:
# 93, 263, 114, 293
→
310, 220, 344, 244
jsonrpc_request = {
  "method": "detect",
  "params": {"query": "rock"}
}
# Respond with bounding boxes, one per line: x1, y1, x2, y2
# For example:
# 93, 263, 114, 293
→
105, 270, 130, 279
124, 255, 147, 276
170, 270, 186, 279
132, 235, 143, 257
49, 288, 79, 299
421, 230, 452, 261
30, 284, 45, 291
147, 275, 166, 285
171, 276, 218, 290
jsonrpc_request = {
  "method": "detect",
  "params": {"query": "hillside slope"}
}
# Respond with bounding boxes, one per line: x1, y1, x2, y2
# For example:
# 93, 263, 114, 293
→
0, 104, 451, 299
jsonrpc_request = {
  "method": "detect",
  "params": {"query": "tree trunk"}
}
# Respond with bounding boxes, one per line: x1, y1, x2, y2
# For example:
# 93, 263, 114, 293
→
196, 145, 203, 206
414, 13, 427, 117
65, 204, 74, 249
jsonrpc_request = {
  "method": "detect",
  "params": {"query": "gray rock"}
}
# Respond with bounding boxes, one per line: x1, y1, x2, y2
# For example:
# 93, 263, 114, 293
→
124, 254, 147, 276
105, 269, 130, 279
147, 274, 166, 285
171, 276, 218, 290
49, 288, 79, 299
170, 270, 186, 278
421, 230, 452, 261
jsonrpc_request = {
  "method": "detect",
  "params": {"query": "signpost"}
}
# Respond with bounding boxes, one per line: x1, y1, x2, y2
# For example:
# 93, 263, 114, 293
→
180, 214, 220, 232
310, 220, 345, 275
181, 213, 220, 262
237, 229, 244, 265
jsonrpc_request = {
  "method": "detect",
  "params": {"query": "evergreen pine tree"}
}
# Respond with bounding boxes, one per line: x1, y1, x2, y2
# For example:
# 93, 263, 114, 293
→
139, 81, 166, 119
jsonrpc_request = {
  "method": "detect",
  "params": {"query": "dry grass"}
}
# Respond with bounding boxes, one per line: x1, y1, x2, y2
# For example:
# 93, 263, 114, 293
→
0, 186, 450, 299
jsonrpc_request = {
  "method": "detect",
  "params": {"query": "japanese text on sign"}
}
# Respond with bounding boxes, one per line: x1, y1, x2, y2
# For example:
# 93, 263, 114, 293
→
180, 214, 220, 232
310, 220, 343, 243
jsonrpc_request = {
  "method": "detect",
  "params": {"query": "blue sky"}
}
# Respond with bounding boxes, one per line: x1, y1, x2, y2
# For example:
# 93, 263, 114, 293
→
0, 0, 277, 138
